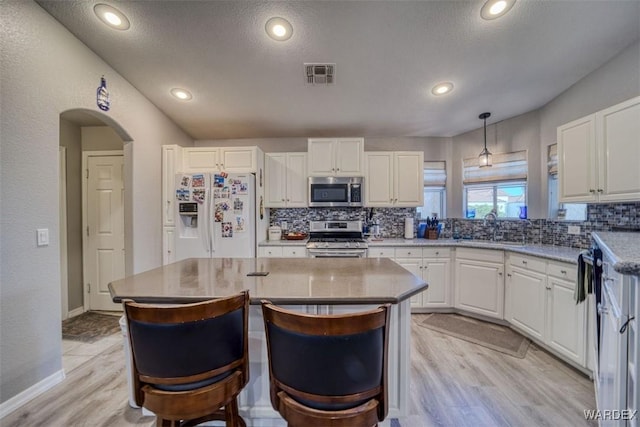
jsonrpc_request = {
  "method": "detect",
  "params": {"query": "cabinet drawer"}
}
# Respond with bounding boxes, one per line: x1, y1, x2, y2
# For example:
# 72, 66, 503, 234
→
547, 261, 577, 280
509, 254, 546, 274
282, 246, 307, 258
422, 248, 450, 258
395, 248, 422, 258
456, 248, 503, 264
368, 247, 395, 258
259, 246, 283, 258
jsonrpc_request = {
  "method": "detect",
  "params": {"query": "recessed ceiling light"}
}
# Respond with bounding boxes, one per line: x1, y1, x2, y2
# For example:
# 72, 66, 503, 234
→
266, 17, 293, 41
431, 82, 454, 96
170, 88, 192, 101
481, 0, 516, 20
94, 4, 130, 30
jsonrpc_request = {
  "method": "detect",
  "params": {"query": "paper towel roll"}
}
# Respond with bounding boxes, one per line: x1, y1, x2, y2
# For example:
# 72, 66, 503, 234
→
404, 218, 414, 239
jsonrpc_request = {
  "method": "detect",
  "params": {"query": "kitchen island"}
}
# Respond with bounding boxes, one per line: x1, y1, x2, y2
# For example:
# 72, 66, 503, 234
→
109, 257, 427, 426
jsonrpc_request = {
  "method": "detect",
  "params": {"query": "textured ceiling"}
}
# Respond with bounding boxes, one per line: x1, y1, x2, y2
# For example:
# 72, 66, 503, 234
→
37, 0, 640, 140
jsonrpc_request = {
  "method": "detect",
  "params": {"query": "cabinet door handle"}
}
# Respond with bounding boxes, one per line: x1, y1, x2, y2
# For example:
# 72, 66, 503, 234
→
560, 270, 567, 274
507, 273, 512, 277
589, 189, 595, 193
597, 189, 603, 193
498, 271, 503, 276
336, 168, 340, 171
435, 251, 439, 255
522, 260, 527, 265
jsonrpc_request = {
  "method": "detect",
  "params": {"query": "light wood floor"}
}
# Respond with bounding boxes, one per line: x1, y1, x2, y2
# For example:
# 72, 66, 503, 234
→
2, 314, 597, 427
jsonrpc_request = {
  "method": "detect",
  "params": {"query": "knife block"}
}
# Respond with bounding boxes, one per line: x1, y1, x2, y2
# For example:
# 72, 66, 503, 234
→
426, 229, 438, 240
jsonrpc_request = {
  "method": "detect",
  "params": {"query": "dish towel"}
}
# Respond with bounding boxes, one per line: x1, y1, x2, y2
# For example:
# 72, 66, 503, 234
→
575, 250, 592, 304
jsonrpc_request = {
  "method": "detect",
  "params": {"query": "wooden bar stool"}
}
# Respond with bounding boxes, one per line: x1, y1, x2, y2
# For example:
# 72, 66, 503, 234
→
123, 291, 249, 427
261, 300, 391, 427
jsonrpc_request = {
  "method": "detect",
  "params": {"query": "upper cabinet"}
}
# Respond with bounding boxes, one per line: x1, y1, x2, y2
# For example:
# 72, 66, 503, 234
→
264, 152, 307, 208
162, 145, 181, 227
182, 146, 260, 173
365, 151, 424, 207
308, 138, 364, 176
558, 96, 640, 203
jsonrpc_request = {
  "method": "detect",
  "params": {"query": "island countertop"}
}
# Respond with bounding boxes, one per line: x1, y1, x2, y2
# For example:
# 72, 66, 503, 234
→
108, 257, 427, 305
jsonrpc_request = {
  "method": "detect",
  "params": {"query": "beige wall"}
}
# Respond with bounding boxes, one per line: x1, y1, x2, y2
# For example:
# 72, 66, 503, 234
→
1, 1, 193, 405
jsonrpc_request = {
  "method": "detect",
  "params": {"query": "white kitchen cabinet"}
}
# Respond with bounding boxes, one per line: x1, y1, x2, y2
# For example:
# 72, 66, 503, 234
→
506, 255, 586, 366
264, 152, 307, 208
365, 151, 424, 207
258, 245, 307, 258
628, 275, 638, 427
558, 96, 640, 203
395, 256, 423, 307
307, 138, 364, 176
162, 226, 175, 265
546, 266, 586, 366
162, 145, 181, 227
505, 254, 547, 341
182, 146, 259, 173
421, 249, 451, 308
282, 246, 307, 258
454, 248, 504, 319
258, 246, 284, 258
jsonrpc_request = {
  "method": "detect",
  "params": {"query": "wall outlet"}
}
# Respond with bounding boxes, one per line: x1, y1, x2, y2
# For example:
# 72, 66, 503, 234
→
567, 225, 581, 235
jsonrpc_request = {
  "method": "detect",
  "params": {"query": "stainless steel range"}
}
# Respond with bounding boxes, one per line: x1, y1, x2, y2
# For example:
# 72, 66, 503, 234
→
306, 220, 368, 258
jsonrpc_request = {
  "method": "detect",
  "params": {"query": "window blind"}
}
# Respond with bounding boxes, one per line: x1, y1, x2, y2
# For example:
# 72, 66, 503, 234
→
463, 150, 527, 184
424, 161, 446, 187
547, 144, 558, 176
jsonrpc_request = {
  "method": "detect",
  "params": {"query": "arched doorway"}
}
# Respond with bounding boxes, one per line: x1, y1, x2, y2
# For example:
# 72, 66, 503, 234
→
59, 109, 133, 318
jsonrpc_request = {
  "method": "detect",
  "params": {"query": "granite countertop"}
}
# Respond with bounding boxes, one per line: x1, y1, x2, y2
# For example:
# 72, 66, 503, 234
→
367, 238, 582, 264
259, 237, 582, 263
109, 257, 427, 305
592, 232, 640, 276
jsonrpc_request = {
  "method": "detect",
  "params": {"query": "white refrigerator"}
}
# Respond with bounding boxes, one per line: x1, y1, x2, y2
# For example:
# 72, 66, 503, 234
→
174, 172, 255, 260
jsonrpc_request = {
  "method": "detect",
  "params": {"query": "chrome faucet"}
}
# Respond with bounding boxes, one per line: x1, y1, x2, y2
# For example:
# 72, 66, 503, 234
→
483, 210, 499, 241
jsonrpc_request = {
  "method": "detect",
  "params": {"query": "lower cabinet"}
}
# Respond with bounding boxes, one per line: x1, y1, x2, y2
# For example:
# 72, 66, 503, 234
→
506, 254, 586, 366
163, 227, 175, 265
258, 245, 307, 258
373, 247, 451, 309
454, 248, 504, 319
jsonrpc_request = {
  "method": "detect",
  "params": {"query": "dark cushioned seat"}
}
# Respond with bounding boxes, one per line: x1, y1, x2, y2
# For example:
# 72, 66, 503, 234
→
124, 291, 249, 427
261, 300, 391, 427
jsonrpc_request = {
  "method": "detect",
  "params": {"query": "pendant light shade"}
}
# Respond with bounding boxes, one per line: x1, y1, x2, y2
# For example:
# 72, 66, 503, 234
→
478, 112, 492, 168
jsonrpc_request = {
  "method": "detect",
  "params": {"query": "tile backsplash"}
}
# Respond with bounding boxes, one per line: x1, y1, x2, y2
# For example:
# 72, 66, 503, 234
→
270, 202, 640, 249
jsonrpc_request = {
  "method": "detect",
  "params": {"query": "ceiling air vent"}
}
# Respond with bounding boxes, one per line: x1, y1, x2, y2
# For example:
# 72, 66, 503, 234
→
305, 63, 335, 85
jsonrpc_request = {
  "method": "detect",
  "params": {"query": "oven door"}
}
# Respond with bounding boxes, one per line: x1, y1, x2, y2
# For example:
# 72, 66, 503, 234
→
307, 248, 367, 258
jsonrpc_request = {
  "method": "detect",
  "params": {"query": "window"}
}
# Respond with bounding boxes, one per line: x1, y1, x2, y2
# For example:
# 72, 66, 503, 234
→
547, 144, 586, 221
463, 150, 527, 219
465, 182, 526, 218
418, 161, 446, 219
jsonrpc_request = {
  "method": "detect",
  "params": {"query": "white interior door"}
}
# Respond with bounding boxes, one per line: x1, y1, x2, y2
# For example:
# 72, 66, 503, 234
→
84, 153, 124, 311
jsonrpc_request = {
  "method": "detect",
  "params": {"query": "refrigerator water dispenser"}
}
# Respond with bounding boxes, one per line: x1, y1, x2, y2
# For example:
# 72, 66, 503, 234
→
178, 202, 198, 235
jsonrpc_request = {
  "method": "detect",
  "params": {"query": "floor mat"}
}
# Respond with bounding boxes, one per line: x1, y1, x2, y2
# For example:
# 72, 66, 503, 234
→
62, 312, 121, 343
420, 313, 530, 358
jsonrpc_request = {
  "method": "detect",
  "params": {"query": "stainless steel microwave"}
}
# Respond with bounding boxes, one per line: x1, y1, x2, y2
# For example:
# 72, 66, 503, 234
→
308, 177, 364, 207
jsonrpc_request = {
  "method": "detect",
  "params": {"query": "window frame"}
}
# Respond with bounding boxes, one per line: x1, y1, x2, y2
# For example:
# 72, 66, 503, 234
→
463, 180, 527, 219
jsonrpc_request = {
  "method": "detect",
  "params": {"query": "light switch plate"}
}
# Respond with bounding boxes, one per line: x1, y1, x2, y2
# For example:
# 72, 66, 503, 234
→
36, 228, 49, 246
567, 225, 581, 235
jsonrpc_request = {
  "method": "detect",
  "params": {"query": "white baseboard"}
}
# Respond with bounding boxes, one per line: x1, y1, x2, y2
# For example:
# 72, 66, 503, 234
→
67, 306, 84, 318
0, 370, 65, 420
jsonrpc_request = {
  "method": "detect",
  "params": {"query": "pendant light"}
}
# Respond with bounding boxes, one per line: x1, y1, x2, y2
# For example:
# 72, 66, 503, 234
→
478, 112, 492, 168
